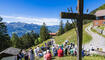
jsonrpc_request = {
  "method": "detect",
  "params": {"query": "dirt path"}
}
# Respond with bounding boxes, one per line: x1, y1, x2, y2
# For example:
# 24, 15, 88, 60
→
83, 25, 105, 51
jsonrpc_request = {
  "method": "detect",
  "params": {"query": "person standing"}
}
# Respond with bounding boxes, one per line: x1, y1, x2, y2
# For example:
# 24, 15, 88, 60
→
29, 48, 35, 60
17, 50, 23, 60
34, 48, 38, 56
57, 48, 63, 57
70, 48, 73, 56
82, 50, 85, 57
38, 50, 43, 57
44, 51, 47, 60
41, 45, 44, 51
37, 46, 40, 52
64, 47, 67, 56
24, 51, 29, 60
52, 45, 57, 56
45, 50, 52, 60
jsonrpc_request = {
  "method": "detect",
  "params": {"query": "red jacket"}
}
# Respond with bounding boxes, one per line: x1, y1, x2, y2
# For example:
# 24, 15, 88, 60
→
45, 53, 52, 60
57, 48, 63, 57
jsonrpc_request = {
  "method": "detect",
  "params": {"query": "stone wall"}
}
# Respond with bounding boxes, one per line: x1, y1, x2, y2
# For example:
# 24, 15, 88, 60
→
93, 26, 105, 35
102, 28, 105, 35
93, 26, 103, 34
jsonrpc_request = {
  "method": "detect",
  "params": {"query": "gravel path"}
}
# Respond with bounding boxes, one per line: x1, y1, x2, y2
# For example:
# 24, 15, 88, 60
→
83, 25, 105, 51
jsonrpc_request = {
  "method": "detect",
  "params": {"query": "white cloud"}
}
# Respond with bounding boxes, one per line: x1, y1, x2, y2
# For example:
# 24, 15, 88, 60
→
0, 15, 60, 26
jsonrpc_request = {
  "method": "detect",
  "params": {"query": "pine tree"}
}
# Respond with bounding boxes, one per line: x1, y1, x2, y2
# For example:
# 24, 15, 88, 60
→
64, 20, 70, 32
70, 23, 74, 29
30, 30, 38, 45
69, 21, 76, 30
0, 17, 11, 51
57, 20, 64, 35
21, 33, 32, 49
40, 22, 49, 42
11, 33, 22, 48
17, 31, 39, 49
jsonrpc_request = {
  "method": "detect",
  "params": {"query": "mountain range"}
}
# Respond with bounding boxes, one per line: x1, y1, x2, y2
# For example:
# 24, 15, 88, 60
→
6, 22, 59, 37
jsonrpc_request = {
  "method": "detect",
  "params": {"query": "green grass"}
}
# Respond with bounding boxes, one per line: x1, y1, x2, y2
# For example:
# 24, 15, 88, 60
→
22, 56, 105, 60
55, 23, 92, 45
29, 39, 51, 50
39, 56, 105, 60
97, 26, 105, 30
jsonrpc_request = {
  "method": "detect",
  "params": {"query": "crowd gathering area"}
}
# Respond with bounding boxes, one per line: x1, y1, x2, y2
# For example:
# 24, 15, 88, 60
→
16, 39, 104, 60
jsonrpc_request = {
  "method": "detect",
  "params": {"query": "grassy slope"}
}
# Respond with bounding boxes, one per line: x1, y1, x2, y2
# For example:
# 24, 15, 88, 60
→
97, 26, 105, 30
31, 39, 51, 49
39, 56, 105, 60
55, 23, 92, 45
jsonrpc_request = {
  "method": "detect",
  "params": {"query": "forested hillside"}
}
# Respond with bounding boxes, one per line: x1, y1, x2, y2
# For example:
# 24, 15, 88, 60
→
90, 4, 105, 14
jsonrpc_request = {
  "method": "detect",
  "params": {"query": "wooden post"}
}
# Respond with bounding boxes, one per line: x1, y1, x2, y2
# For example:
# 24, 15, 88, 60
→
77, 0, 83, 60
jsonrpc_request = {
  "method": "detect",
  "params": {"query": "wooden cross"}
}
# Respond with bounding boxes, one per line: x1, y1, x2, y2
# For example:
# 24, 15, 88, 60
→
60, 0, 96, 60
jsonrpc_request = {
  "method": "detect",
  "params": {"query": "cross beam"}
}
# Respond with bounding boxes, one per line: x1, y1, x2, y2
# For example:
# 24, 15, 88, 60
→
61, 12, 96, 20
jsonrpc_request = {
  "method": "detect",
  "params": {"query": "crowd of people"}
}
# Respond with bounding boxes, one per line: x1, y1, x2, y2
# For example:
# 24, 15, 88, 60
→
17, 48, 34, 60
16, 40, 54, 60
16, 39, 91, 60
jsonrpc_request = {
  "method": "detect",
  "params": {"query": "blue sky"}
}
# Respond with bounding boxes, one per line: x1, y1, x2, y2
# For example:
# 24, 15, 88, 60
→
0, 0, 105, 25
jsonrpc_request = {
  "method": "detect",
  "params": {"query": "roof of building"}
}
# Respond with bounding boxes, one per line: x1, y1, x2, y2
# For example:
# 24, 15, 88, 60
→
0, 47, 21, 56
49, 33, 56, 35
95, 9, 105, 17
